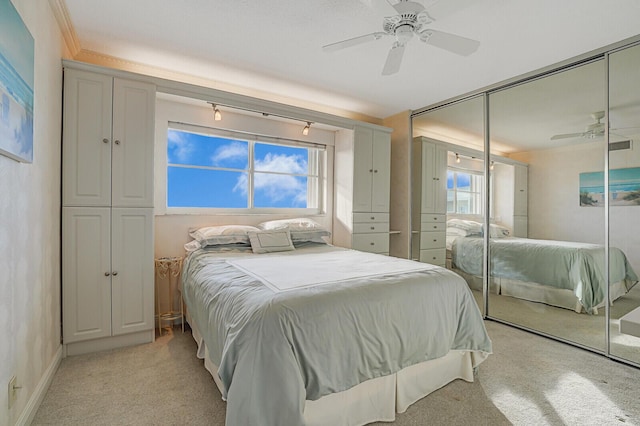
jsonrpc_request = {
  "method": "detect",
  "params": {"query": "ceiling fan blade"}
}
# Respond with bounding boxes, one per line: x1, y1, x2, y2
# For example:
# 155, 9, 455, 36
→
550, 132, 586, 141
382, 43, 405, 75
323, 32, 386, 52
419, 29, 480, 56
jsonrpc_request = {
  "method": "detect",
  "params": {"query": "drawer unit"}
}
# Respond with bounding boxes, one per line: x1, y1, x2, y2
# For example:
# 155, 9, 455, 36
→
353, 233, 390, 254
420, 213, 446, 225
353, 222, 390, 234
420, 231, 446, 250
420, 248, 446, 266
353, 212, 390, 223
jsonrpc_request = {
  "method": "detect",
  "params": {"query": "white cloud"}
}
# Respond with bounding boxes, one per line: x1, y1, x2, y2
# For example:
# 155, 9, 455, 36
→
233, 153, 308, 206
167, 130, 194, 163
212, 142, 247, 166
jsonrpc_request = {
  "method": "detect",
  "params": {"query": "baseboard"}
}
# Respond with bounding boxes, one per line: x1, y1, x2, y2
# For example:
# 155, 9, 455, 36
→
16, 345, 63, 426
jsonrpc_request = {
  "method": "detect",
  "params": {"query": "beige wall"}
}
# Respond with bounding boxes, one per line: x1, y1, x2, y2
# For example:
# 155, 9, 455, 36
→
0, 1, 67, 425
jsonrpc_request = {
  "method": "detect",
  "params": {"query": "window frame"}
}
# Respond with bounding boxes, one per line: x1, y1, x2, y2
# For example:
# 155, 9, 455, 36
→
165, 122, 326, 214
447, 167, 484, 215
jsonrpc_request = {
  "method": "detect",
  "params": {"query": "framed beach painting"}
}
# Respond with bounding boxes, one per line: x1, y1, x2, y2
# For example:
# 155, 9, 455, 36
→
580, 167, 640, 207
0, 0, 34, 163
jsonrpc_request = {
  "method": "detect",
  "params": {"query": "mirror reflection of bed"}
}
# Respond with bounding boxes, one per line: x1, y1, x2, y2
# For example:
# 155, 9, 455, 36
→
411, 45, 640, 365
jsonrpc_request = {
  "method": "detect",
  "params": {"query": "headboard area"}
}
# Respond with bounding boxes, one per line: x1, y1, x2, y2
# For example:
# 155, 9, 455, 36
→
154, 214, 333, 258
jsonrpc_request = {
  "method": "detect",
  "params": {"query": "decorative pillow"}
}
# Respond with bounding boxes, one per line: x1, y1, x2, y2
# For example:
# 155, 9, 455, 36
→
248, 229, 296, 254
489, 224, 511, 238
189, 225, 260, 248
257, 218, 331, 243
446, 219, 482, 236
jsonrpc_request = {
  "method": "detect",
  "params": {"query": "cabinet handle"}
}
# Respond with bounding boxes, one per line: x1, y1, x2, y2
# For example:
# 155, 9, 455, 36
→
112, 271, 118, 276
102, 138, 109, 144
369, 169, 373, 173
114, 140, 121, 145
433, 239, 437, 242
374, 170, 378, 173
104, 272, 110, 276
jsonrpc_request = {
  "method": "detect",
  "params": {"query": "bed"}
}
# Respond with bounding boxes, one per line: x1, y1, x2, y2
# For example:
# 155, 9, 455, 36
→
447, 220, 638, 314
181, 219, 492, 426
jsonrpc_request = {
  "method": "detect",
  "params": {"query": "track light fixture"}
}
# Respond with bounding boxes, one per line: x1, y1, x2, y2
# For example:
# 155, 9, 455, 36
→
490, 161, 495, 171
455, 153, 461, 163
205, 102, 313, 133
208, 102, 222, 121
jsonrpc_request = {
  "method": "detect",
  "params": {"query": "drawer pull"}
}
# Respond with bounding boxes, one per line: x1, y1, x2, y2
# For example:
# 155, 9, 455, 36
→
433, 226, 437, 229
370, 216, 375, 220
433, 239, 437, 242
102, 138, 109, 144
370, 242, 375, 246
371, 226, 375, 230
104, 272, 110, 276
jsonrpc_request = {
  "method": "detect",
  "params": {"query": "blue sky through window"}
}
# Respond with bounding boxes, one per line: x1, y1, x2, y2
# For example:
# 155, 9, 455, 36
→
167, 128, 314, 208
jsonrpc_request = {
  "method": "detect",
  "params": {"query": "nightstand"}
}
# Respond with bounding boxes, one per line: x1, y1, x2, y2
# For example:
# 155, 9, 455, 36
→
154, 256, 184, 335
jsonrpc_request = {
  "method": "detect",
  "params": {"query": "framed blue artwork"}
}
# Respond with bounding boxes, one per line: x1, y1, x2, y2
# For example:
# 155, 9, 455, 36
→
0, 0, 34, 163
580, 167, 640, 207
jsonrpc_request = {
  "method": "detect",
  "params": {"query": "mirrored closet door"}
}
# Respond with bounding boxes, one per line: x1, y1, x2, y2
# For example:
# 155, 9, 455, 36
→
608, 42, 640, 365
488, 59, 608, 351
411, 95, 486, 314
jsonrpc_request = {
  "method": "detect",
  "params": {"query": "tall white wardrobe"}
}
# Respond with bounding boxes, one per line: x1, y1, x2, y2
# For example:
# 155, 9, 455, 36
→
333, 126, 392, 255
62, 65, 156, 355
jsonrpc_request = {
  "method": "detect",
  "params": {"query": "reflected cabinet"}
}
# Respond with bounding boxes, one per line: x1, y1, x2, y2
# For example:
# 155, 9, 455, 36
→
410, 38, 640, 367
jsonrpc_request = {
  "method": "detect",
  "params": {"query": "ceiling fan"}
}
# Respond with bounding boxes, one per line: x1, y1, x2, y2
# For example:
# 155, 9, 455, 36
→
550, 111, 606, 140
322, 0, 480, 75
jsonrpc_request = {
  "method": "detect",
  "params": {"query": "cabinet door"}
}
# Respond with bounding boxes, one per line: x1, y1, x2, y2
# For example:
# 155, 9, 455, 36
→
111, 79, 156, 207
371, 130, 390, 212
433, 145, 448, 214
514, 164, 528, 216
62, 69, 113, 206
63, 207, 112, 343
421, 142, 447, 214
353, 127, 374, 212
111, 208, 154, 335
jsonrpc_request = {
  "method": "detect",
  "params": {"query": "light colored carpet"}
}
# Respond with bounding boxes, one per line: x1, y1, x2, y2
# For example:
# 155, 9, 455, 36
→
32, 321, 640, 426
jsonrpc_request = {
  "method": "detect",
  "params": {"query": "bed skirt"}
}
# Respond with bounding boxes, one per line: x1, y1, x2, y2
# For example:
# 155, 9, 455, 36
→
451, 266, 633, 314
186, 313, 487, 425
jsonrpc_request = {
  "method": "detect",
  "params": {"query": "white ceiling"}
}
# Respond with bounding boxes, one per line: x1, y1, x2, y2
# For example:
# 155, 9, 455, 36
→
61, 0, 640, 120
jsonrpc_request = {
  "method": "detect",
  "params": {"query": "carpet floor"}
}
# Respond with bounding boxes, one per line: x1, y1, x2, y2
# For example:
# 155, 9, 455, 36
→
32, 321, 640, 426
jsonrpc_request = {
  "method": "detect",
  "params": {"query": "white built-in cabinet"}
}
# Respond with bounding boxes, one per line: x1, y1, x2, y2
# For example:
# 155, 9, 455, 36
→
334, 126, 392, 255
412, 137, 447, 266
62, 67, 156, 355
512, 164, 528, 237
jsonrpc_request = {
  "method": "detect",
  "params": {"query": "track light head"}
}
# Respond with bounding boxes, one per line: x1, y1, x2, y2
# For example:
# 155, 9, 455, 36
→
302, 122, 311, 136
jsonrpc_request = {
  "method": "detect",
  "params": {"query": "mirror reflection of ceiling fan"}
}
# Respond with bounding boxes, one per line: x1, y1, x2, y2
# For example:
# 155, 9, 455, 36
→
551, 111, 640, 141
322, 0, 480, 75
551, 111, 607, 140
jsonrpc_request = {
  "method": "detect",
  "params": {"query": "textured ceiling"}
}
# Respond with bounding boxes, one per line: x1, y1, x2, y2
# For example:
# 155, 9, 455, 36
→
62, 0, 640, 119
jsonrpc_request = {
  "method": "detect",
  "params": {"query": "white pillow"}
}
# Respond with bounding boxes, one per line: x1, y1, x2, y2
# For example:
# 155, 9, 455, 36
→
248, 229, 296, 254
446, 227, 470, 237
257, 218, 331, 243
446, 219, 482, 235
189, 225, 260, 247
489, 224, 511, 238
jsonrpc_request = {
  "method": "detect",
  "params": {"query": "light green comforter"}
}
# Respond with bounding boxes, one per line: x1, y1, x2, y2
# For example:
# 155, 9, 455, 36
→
452, 236, 638, 313
182, 244, 492, 426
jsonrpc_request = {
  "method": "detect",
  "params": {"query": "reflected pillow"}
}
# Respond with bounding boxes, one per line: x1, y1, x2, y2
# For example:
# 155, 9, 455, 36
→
489, 224, 511, 238
446, 219, 482, 236
248, 229, 296, 254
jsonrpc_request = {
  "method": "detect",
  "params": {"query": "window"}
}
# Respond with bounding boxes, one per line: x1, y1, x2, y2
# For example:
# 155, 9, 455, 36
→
447, 170, 483, 214
167, 126, 323, 211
